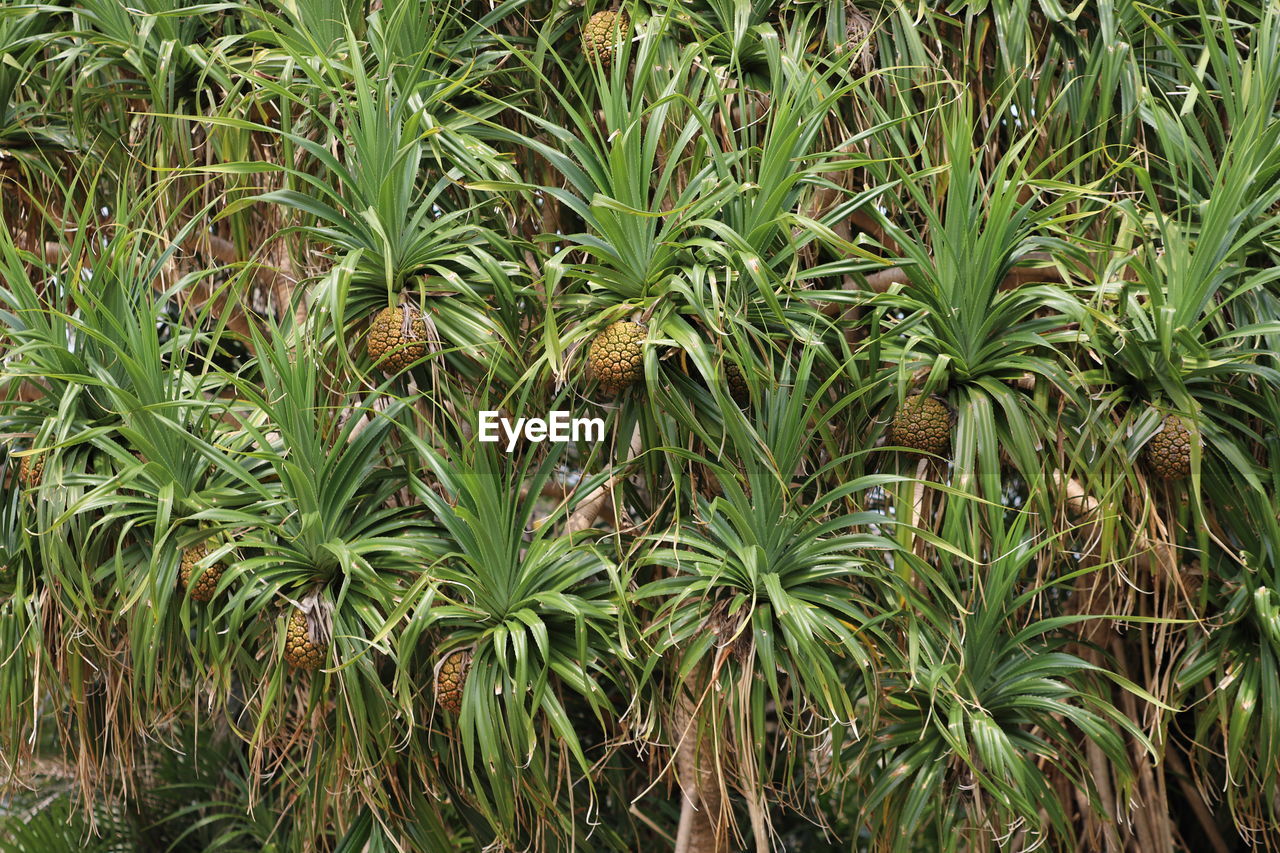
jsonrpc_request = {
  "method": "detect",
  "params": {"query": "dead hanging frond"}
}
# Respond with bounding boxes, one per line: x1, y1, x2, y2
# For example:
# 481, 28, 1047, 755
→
839, 4, 877, 76
297, 587, 333, 650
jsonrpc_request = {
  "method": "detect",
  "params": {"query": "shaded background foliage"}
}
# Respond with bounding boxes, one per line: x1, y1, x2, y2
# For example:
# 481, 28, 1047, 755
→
0, 0, 1278, 851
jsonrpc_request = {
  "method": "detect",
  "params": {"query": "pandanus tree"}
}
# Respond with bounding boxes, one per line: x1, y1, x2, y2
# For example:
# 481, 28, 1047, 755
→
0, 1, 1279, 852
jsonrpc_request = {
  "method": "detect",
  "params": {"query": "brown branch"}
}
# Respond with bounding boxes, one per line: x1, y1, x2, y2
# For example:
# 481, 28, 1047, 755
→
42, 242, 66, 265
563, 425, 642, 535
1053, 472, 1100, 523
864, 266, 913, 293
564, 480, 615, 536
818, 266, 910, 317
816, 250, 1104, 317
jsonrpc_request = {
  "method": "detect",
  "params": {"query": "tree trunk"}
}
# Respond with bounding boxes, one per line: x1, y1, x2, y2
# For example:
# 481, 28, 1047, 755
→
672, 678, 728, 853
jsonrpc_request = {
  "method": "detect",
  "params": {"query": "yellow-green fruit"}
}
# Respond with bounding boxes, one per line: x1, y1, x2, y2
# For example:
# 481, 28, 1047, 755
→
179, 543, 224, 602
890, 394, 953, 456
1143, 414, 1193, 480
283, 608, 326, 671
582, 9, 629, 69
588, 321, 646, 396
18, 453, 44, 488
435, 648, 472, 714
367, 307, 427, 374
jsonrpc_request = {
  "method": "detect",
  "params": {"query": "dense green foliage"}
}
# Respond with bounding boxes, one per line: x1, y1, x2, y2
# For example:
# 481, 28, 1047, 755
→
1, 1, 1278, 850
